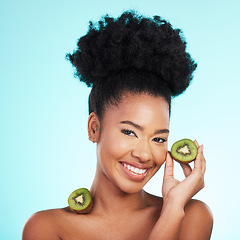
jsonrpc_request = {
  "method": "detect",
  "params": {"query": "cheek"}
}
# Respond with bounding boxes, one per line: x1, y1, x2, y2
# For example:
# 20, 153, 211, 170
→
153, 145, 168, 167
98, 131, 131, 161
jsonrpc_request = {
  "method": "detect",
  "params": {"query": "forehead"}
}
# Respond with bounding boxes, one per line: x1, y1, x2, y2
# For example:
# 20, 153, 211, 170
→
102, 93, 170, 128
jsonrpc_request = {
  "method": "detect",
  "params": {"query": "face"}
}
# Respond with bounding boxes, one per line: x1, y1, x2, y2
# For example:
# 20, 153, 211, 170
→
92, 93, 170, 193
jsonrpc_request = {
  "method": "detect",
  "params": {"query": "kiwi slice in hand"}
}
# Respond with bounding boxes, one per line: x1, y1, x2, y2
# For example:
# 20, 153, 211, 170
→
68, 188, 93, 214
171, 139, 198, 164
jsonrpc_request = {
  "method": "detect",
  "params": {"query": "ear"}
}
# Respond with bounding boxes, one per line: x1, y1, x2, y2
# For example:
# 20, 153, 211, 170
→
88, 112, 100, 143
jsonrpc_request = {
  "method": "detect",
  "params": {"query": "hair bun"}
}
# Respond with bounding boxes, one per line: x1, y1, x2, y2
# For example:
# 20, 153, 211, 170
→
67, 10, 197, 97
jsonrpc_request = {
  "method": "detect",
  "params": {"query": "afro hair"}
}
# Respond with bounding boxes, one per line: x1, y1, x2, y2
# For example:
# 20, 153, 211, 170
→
67, 10, 197, 118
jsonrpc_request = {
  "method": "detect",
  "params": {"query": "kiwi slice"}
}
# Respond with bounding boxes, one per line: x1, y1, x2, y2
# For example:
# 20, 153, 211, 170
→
68, 188, 93, 214
171, 139, 198, 164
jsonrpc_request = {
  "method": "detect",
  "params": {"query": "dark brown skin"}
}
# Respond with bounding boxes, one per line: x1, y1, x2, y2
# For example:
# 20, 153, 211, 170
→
22, 197, 212, 240
22, 93, 213, 240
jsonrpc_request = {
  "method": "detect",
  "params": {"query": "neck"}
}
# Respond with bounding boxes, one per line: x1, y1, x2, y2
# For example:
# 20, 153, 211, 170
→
90, 166, 148, 216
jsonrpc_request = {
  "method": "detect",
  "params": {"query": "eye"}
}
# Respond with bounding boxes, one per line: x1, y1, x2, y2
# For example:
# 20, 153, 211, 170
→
153, 137, 167, 143
121, 129, 137, 137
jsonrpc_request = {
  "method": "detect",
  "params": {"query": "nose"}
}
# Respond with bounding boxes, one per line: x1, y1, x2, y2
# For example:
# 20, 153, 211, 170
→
131, 139, 153, 162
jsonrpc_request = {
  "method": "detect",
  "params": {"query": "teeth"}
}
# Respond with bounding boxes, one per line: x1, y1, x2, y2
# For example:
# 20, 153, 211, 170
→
135, 168, 139, 174
122, 163, 147, 175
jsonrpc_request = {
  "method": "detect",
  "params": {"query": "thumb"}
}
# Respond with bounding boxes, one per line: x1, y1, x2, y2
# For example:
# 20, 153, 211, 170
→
164, 152, 174, 179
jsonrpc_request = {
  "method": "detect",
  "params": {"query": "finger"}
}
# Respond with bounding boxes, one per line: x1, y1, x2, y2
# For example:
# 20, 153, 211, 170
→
194, 140, 202, 170
194, 139, 199, 148
180, 162, 192, 178
194, 144, 204, 171
164, 152, 174, 178
201, 145, 206, 175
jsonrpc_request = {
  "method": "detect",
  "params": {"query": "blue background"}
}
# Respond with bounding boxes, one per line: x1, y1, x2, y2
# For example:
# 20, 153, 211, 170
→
1, 0, 240, 239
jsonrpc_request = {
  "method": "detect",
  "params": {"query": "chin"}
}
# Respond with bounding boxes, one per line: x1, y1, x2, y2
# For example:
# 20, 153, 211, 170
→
117, 180, 147, 194
116, 170, 160, 194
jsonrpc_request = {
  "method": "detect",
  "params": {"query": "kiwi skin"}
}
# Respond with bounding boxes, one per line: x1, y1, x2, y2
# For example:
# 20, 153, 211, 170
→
68, 188, 93, 214
71, 199, 93, 214
170, 139, 198, 164
72, 201, 93, 214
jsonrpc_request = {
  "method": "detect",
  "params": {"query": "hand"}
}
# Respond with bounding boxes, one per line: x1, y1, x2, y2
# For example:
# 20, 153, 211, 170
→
162, 140, 206, 208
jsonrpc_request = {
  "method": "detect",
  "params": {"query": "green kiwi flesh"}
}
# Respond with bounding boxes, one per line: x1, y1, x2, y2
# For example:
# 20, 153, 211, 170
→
68, 188, 93, 214
171, 139, 198, 164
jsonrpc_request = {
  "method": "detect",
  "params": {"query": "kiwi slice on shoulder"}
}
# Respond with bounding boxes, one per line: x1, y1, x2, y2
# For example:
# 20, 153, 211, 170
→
171, 139, 198, 164
68, 188, 93, 214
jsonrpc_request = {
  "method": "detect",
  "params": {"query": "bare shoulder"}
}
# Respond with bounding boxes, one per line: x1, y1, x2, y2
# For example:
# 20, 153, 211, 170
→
22, 207, 90, 240
180, 199, 213, 240
22, 208, 66, 240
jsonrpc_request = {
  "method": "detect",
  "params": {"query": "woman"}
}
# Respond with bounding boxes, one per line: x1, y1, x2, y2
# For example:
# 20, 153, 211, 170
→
22, 10, 213, 239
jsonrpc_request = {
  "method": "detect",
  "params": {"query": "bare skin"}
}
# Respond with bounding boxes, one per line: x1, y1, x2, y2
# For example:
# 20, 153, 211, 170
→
22, 93, 213, 240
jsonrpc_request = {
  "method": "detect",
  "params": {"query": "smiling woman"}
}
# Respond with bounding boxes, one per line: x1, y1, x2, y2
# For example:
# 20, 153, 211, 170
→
22, 10, 213, 240
91, 94, 170, 194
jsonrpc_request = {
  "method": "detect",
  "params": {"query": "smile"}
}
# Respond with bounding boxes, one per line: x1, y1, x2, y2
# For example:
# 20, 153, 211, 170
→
121, 162, 147, 175
119, 161, 151, 181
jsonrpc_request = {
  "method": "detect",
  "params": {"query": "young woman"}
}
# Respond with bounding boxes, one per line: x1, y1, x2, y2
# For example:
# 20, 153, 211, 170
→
22, 10, 213, 240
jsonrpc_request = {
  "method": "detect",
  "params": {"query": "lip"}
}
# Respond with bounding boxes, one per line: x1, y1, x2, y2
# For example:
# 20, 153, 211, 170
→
120, 161, 152, 169
119, 161, 152, 182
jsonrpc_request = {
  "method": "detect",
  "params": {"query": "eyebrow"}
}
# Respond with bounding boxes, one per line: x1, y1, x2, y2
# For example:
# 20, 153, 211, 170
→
120, 120, 169, 134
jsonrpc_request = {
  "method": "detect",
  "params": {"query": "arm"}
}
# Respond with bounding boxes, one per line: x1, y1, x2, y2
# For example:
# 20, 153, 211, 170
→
148, 141, 213, 240
22, 211, 60, 240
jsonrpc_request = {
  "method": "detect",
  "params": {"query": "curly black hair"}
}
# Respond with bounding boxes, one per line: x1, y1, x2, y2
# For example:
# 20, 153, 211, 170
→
67, 10, 197, 119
